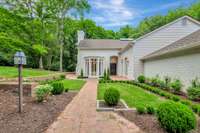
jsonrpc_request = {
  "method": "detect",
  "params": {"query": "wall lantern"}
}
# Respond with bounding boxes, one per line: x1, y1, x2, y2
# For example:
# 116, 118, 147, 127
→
14, 51, 26, 113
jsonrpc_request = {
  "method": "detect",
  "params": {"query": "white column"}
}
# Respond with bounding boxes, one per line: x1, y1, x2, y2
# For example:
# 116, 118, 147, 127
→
97, 58, 99, 77
89, 58, 91, 77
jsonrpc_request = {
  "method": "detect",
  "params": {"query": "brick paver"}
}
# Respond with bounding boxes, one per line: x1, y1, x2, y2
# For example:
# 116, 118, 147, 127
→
46, 79, 142, 133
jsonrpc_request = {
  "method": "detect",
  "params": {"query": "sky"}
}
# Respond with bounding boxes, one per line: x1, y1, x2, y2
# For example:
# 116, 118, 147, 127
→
85, 0, 198, 31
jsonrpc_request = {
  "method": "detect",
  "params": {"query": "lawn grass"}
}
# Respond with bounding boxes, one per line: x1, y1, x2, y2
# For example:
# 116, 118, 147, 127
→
61, 79, 86, 91
98, 83, 165, 108
0, 66, 57, 78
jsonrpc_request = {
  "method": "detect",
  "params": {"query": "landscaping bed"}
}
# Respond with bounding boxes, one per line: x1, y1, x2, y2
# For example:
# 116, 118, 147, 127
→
0, 89, 77, 133
117, 110, 200, 133
98, 82, 165, 108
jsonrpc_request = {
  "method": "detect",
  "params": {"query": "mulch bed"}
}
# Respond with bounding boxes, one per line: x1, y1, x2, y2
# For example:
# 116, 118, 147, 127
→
117, 110, 200, 133
0, 90, 77, 133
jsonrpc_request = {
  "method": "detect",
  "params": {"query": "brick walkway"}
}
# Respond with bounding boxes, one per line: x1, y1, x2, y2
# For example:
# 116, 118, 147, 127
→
46, 79, 142, 133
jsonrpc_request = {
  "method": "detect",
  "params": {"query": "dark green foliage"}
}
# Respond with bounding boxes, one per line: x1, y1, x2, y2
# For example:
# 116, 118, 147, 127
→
35, 84, 53, 102
146, 106, 156, 114
164, 76, 171, 89
171, 95, 180, 102
51, 82, 64, 95
191, 77, 200, 88
106, 69, 110, 80
64, 88, 69, 92
103, 69, 110, 81
60, 74, 66, 80
137, 75, 145, 83
157, 101, 196, 133
187, 87, 200, 100
104, 88, 120, 106
80, 69, 84, 77
103, 70, 107, 80
136, 106, 146, 114
180, 99, 192, 106
191, 104, 200, 115
170, 79, 183, 93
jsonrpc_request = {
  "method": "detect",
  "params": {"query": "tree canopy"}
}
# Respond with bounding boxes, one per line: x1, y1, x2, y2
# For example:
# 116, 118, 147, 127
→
0, 1, 200, 71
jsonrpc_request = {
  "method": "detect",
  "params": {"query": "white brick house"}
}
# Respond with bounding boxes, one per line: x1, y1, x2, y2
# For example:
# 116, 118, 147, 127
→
76, 16, 200, 89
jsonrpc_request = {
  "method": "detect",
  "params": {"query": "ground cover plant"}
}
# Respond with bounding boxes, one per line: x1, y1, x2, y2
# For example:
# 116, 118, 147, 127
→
98, 82, 164, 108
0, 66, 57, 78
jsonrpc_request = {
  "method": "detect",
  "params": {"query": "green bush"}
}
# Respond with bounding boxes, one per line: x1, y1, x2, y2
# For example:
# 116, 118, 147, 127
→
150, 76, 163, 87
35, 84, 52, 102
164, 76, 171, 89
136, 106, 146, 114
180, 99, 192, 106
170, 79, 183, 93
51, 82, 64, 95
157, 101, 196, 133
104, 88, 120, 106
137, 75, 145, 83
60, 74, 65, 80
80, 69, 84, 77
191, 104, 200, 115
64, 88, 69, 92
171, 95, 180, 102
187, 87, 200, 100
146, 106, 155, 114
191, 77, 200, 88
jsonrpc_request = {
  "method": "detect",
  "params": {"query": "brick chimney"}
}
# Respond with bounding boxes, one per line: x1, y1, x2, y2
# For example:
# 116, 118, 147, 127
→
77, 30, 85, 45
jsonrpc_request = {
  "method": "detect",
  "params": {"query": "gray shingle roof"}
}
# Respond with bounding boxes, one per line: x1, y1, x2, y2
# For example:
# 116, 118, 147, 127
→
78, 39, 131, 50
141, 29, 200, 60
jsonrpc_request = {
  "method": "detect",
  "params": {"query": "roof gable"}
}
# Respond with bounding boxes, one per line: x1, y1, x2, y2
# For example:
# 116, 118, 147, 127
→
141, 29, 200, 60
133, 16, 200, 43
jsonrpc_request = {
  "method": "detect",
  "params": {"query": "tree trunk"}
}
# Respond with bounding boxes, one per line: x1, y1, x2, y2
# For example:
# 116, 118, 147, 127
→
59, 15, 64, 72
60, 44, 63, 72
39, 56, 43, 69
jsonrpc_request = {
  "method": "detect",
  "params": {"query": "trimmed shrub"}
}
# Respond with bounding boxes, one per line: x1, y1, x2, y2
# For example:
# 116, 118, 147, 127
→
170, 79, 183, 93
104, 88, 120, 106
146, 106, 156, 114
51, 82, 64, 95
138, 75, 145, 83
60, 74, 65, 80
187, 87, 200, 100
136, 106, 146, 114
171, 95, 180, 102
64, 88, 69, 92
157, 101, 196, 133
35, 84, 52, 102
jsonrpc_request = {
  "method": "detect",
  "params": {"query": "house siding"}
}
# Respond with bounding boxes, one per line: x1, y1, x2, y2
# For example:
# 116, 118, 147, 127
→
144, 53, 200, 91
133, 18, 200, 79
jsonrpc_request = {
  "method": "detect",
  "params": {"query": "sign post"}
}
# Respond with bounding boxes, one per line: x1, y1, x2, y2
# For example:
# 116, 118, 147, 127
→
14, 51, 26, 113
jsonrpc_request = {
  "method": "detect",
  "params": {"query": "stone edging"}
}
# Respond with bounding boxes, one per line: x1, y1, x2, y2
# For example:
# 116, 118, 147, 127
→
96, 99, 135, 112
